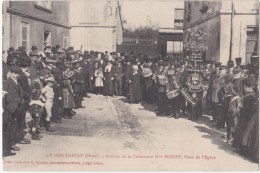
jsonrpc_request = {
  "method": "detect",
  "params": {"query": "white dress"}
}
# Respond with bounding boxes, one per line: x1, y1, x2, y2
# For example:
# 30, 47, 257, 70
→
94, 70, 104, 87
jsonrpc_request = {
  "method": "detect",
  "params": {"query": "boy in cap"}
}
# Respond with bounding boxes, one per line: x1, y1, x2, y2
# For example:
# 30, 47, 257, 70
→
225, 83, 242, 144
41, 76, 55, 132
29, 89, 45, 140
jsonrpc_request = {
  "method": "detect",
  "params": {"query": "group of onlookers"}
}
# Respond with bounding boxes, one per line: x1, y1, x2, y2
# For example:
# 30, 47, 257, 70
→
2, 45, 258, 162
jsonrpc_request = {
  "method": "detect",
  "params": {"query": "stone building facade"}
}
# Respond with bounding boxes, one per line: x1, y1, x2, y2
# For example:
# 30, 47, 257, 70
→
70, 0, 123, 52
183, 0, 259, 64
3, 1, 70, 56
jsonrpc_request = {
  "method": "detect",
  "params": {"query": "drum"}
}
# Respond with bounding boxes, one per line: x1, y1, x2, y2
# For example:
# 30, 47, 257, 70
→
142, 68, 153, 78
166, 89, 179, 99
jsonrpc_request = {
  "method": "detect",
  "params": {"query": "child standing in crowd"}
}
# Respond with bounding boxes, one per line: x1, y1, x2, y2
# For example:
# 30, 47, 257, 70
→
94, 67, 104, 95
225, 83, 242, 144
42, 76, 55, 132
29, 89, 45, 140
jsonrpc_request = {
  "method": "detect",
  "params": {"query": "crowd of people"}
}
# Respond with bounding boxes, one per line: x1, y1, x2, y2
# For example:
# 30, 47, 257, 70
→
2, 45, 259, 162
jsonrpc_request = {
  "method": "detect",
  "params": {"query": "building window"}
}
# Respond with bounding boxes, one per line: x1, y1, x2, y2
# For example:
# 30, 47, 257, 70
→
44, 31, 51, 48
63, 35, 69, 49
246, 27, 258, 64
34, 1, 52, 13
174, 41, 183, 54
21, 22, 29, 52
174, 8, 184, 30
174, 20, 183, 30
167, 41, 174, 54
167, 41, 183, 54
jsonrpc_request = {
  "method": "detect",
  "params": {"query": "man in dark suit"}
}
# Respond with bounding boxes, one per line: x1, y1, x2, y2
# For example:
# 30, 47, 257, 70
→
18, 58, 31, 129
113, 59, 124, 96
72, 63, 85, 108
85, 57, 95, 93
3, 66, 25, 153
29, 52, 40, 81
16, 59, 32, 144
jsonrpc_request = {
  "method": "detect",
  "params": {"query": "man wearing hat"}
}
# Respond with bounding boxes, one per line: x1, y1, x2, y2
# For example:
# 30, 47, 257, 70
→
7, 47, 14, 55
3, 88, 17, 156
56, 54, 65, 70
82, 55, 93, 96
29, 50, 40, 80
113, 59, 124, 96
72, 62, 85, 108
156, 60, 169, 116
56, 45, 61, 52
124, 58, 132, 98
247, 55, 259, 75
174, 63, 186, 116
211, 65, 228, 128
6, 51, 21, 67
142, 62, 153, 104
3, 66, 24, 153
232, 67, 243, 98
17, 59, 31, 140
206, 61, 221, 112
30, 46, 38, 54
235, 57, 242, 68
104, 60, 115, 96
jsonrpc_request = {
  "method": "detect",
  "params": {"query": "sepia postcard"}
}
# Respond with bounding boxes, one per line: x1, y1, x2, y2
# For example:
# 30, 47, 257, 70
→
1, 0, 259, 171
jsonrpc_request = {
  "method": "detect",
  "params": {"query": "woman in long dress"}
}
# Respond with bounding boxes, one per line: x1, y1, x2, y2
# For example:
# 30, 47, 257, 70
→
104, 61, 114, 96
238, 77, 258, 162
129, 65, 142, 103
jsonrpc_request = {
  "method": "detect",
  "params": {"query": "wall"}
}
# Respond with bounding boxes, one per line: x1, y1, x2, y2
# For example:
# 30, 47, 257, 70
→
220, 0, 259, 64
71, 27, 115, 52
70, 0, 117, 27
184, 0, 259, 63
3, 2, 10, 61
4, 1, 70, 53
70, 0, 122, 52
10, 1, 69, 25
230, 0, 259, 64
10, 15, 70, 52
184, 0, 222, 28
